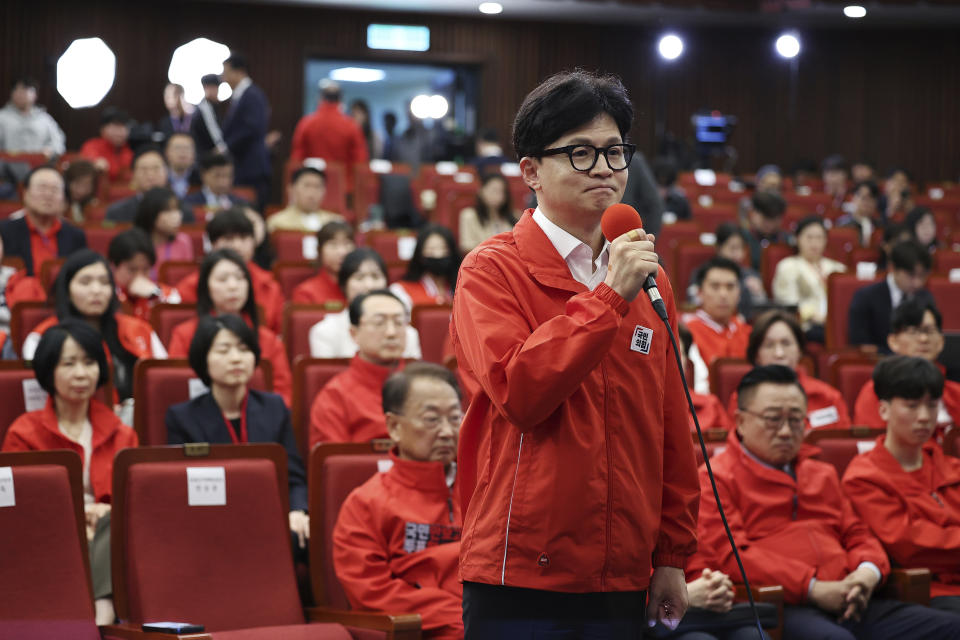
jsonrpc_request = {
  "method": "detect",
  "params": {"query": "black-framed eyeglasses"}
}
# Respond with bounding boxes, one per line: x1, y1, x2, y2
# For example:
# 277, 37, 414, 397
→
539, 143, 636, 172
739, 408, 807, 433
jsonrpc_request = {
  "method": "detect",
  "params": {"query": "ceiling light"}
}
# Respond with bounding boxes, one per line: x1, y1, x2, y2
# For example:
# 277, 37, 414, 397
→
843, 5, 867, 18
479, 2, 503, 14
168, 38, 231, 105
411, 94, 449, 120
775, 33, 801, 59
329, 67, 386, 83
217, 82, 232, 102
57, 38, 116, 108
657, 34, 684, 61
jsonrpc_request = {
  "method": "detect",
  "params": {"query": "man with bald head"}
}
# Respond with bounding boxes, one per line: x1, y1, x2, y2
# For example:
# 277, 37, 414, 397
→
0, 166, 86, 276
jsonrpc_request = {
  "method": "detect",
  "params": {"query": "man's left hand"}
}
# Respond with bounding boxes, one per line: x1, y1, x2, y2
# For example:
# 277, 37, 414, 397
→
646, 566, 689, 630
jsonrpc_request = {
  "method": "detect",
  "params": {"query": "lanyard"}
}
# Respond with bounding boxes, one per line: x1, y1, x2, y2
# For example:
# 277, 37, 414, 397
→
220, 392, 249, 444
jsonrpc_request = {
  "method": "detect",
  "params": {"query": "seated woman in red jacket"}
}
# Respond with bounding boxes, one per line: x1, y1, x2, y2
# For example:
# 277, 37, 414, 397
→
389, 224, 461, 312
843, 355, 960, 615
3, 320, 139, 624
22, 249, 167, 409
165, 313, 308, 555
291, 220, 355, 305
168, 248, 292, 406
333, 362, 464, 640
726, 310, 850, 430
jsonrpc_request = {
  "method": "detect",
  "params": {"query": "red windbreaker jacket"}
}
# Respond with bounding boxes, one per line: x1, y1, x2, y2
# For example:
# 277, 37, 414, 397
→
333, 451, 462, 639
451, 210, 699, 593
842, 435, 960, 597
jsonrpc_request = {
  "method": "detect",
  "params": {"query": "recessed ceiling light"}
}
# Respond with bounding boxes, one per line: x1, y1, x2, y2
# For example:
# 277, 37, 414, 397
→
775, 33, 801, 59
329, 67, 386, 83
657, 34, 684, 61
479, 2, 503, 15
843, 5, 867, 18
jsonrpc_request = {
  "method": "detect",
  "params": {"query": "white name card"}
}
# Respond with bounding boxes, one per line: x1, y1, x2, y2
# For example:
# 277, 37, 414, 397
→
302, 235, 319, 260
397, 236, 417, 261
0, 467, 14, 507
856, 441, 876, 455
856, 262, 877, 280
187, 467, 226, 506
22, 378, 49, 412
188, 378, 209, 400
949, 268, 960, 283
377, 459, 394, 473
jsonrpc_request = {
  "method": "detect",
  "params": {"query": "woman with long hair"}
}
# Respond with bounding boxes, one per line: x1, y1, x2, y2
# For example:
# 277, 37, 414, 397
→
458, 173, 518, 253
133, 186, 194, 279
390, 224, 461, 311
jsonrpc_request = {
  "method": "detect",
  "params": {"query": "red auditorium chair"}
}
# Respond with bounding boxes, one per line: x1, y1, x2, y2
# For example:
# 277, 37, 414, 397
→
411, 303, 452, 365
0, 151, 50, 168
273, 230, 315, 261
927, 276, 960, 331
825, 273, 883, 350
944, 428, 959, 459
672, 242, 717, 298
657, 221, 702, 278
362, 229, 417, 264
180, 224, 206, 256
231, 185, 257, 203
132, 358, 273, 445
274, 260, 321, 298
282, 302, 344, 366
690, 203, 737, 233
761, 243, 795, 294
804, 426, 886, 476
933, 251, 960, 275
354, 161, 413, 223
710, 358, 752, 408
308, 441, 422, 639
149, 303, 197, 348
0, 199, 22, 218
830, 354, 878, 415
433, 181, 478, 238
691, 429, 729, 467
112, 443, 403, 639
10, 301, 55, 355
825, 227, 860, 257
0, 362, 41, 445
291, 358, 351, 457
39, 257, 64, 291
157, 259, 198, 287
83, 222, 130, 255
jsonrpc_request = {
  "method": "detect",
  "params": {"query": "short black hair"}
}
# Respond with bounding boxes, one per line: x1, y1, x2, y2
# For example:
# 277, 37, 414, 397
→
22, 165, 62, 190
99, 106, 129, 127
32, 320, 110, 395
223, 52, 249, 72
200, 74, 221, 87
795, 215, 826, 238
890, 298, 942, 334
338, 248, 387, 292
747, 310, 804, 366
512, 70, 633, 160
12, 77, 38, 91
290, 166, 325, 185
199, 150, 233, 172
382, 361, 461, 415
132, 144, 166, 170
889, 239, 932, 273
196, 249, 258, 331
854, 180, 880, 200
821, 154, 847, 173
348, 289, 404, 327
750, 191, 786, 219
873, 355, 943, 402
905, 206, 934, 234
187, 314, 261, 386
715, 222, 747, 248
402, 224, 461, 284
696, 256, 741, 287
207, 207, 254, 243
107, 227, 156, 266
736, 365, 806, 411
134, 187, 180, 236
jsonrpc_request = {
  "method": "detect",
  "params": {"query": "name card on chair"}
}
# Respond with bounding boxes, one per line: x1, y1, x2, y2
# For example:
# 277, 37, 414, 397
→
397, 236, 417, 261
302, 235, 319, 260
187, 467, 226, 506
22, 379, 48, 412
0, 467, 14, 507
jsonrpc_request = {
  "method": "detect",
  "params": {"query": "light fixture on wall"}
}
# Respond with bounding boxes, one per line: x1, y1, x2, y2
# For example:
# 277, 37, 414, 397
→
479, 2, 503, 14
329, 67, 386, 83
657, 34, 684, 61
57, 38, 116, 108
843, 5, 867, 18
775, 33, 801, 59
168, 37, 231, 104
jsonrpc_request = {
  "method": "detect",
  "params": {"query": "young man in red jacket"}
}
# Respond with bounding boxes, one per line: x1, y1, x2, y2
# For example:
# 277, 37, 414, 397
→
333, 362, 464, 639
697, 364, 960, 639
452, 70, 698, 637
843, 356, 960, 615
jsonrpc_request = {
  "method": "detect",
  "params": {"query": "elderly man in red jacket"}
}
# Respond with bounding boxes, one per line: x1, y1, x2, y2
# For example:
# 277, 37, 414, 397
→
697, 364, 960, 640
452, 70, 699, 638
333, 362, 464, 639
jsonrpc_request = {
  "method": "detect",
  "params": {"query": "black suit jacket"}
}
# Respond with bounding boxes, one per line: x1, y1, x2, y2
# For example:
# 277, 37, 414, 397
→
847, 279, 935, 352
105, 194, 195, 224
0, 216, 87, 276
165, 389, 306, 511
181, 190, 250, 211
221, 83, 271, 183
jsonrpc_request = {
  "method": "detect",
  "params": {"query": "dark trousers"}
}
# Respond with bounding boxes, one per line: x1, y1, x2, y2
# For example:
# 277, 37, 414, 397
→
783, 598, 960, 640
463, 581, 647, 640
930, 596, 960, 615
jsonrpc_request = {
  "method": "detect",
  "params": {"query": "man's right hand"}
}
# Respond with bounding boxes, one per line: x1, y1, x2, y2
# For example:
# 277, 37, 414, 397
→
809, 580, 849, 615
603, 229, 659, 302
127, 275, 159, 299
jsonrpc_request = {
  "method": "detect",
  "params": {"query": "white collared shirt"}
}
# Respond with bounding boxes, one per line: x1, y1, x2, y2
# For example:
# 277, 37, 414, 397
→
887, 272, 904, 310
230, 77, 252, 105
532, 208, 609, 291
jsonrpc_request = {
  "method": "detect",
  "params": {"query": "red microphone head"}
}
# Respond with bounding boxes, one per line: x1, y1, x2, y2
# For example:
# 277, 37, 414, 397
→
601, 203, 644, 242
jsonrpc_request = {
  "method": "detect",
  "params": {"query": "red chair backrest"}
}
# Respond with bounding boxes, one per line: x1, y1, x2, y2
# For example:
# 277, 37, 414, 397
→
0, 199, 22, 218
0, 363, 41, 443
282, 303, 343, 366
132, 359, 272, 445
672, 242, 717, 298
933, 251, 960, 275
308, 442, 393, 610
761, 243, 795, 294
0, 450, 99, 640
945, 428, 959, 459
112, 444, 303, 630
411, 304, 452, 365
291, 358, 351, 458
362, 229, 417, 264
928, 277, 960, 332
179, 225, 205, 256
692, 431, 729, 467
0, 152, 50, 169
273, 261, 319, 298
83, 223, 129, 256
148, 303, 197, 349
690, 204, 738, 234
831, 358, 877, 415
156, 260, 197, 288
10, 301, 55, 354
826, 227, 861, 256
39, 258, 64, 292
271, 230, 314, 261
825, 273, 883, 350
657, 222, 702, 278
805, 427, 885, 476
709, 358, 752, 408
283, 160, 349, 217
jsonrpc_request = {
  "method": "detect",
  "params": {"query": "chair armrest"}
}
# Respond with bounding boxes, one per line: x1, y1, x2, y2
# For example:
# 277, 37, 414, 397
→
879, 568, 931, 605
100, 622, 212, 640
734, 584, 784, 640
305, 606, 421, 639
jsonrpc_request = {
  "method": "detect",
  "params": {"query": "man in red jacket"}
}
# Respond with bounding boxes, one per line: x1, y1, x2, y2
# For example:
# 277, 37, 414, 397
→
290, 80, 368, 169
697, 364, 960, 639
333, 362, 464, 639
452, 70, 698, 638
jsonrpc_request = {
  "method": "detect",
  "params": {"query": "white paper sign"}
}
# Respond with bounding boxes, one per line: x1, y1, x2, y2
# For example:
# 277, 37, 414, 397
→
500, 162, 521, 177
808, 406, 840, 428
699, 233, 717, 246
856, 262, 878, 280
435, 161, 457, 175
397, 236, 417, 261
22, 378, 49, 412
187, 467, 226, 506
377, 459, 394, 473
856, 441, 876, 455
370, 159, 393, 174
949, 268, 960, 283
302, 235, 319, 260
0, 467, 14, 508
188, 378, 209, 400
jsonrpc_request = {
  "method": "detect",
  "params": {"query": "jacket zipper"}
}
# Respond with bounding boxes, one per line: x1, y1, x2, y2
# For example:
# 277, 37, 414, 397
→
600, 361, 612, 589
501, 433, 524, 585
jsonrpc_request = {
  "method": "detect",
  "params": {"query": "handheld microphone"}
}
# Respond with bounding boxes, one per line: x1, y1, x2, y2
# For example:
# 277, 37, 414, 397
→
600, 203, 668, 320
